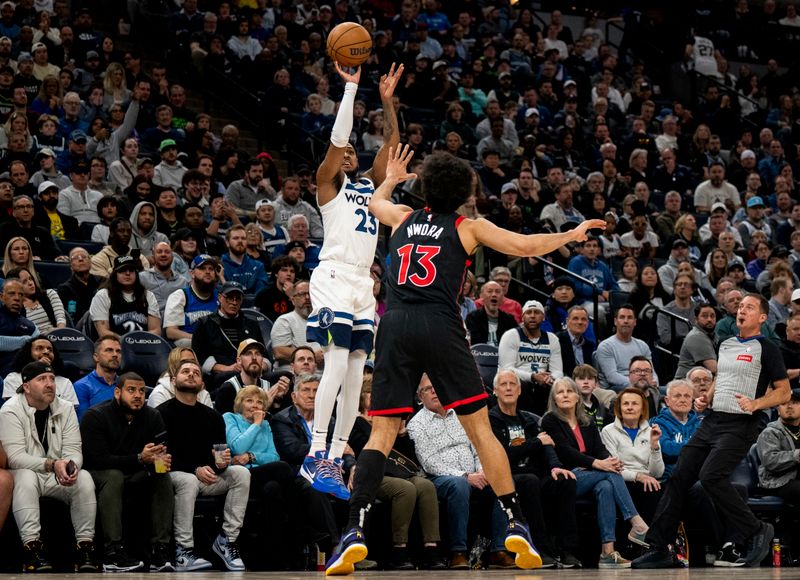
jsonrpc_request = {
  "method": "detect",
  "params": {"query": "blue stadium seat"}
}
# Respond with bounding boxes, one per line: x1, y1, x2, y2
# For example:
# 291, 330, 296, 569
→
58, 240, 104, 256
747, 444, 786, 513
241, 308, 274, 355
120, 331, 172, 387
35, 261, 72, 289
470, 343, 498, 390
47, 328, 95, 378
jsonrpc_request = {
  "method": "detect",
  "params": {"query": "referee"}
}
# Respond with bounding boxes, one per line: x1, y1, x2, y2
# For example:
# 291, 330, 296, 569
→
633, 294, 790, 568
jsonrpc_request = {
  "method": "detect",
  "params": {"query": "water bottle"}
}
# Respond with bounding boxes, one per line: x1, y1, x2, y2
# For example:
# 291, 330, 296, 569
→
67, 300, 77, 317
773, 538, 781, 567
469, 535, 489, 569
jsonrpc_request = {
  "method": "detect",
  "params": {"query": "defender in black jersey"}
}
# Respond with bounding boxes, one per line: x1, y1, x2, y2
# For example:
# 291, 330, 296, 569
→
633, 294, 791, 569
325, 145, 606, 575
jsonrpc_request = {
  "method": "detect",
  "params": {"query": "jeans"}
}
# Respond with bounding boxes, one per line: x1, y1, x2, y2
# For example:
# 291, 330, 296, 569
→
430, 475, 506, 552
573, 468, 639, 544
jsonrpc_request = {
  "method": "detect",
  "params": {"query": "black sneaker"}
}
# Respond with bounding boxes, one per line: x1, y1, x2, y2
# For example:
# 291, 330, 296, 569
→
420, 547, 447, 570
75, 541, 99, 573
559, 551, 582, 569
713, 542, 747, 567
103, 542, 144, 573
539, 552, 557, 568
745, 522, 774, 566
150, 542, 174, 572
23, 540, 53, 573
631, 547, 681, 569
388, 547, 415, 570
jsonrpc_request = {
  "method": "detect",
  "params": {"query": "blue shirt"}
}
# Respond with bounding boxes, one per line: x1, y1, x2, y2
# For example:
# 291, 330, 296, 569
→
222, 253, 269, 295
224, 412, 280, 467
74, 370, 117, 421
567, 255, 619, 302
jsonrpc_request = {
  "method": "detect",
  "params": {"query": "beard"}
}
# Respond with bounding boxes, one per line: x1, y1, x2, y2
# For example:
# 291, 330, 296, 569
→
43, 197, 58, 210
119, 397, 143, 415
175, 379, 202, 393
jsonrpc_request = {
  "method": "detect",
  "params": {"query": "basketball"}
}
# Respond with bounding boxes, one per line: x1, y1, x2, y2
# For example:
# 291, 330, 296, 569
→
327, 22, 372, 68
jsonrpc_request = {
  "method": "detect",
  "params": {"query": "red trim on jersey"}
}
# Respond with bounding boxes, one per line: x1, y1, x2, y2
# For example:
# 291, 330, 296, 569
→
398, 211, 413, 226
455, 215, 467, 228
369, 406, 414, 416
444, 392, 489, 410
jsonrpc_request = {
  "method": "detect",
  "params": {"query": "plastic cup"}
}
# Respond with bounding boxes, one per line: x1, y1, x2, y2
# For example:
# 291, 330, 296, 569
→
213, 444, 229, 464
154, 454, 168, 474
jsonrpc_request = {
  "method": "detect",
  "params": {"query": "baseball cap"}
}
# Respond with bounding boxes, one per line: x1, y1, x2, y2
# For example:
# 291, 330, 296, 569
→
256, 151, 273, 161
31, 42, 46, 53
190, 254, 215, 269
741, 149, 756, 160
220, 280, 244, 295
71, 160, 89, 174
432, 60, 447, 71
726, 261, 745, 272
319, 4, 332, 11
564, 79, 577, 87
501, 182, 518, 194
747, 196, 766, 208
499, 71, 511, 79
522, 300, 545, 314
255, 199, 275, 211
672, 237, 688, 249
69, 129, 87, 143
21, 361, 54, 383
37, 180, 58, 195
792, 288, 800, 303
35, 147, 55, 160
113, 254, 137, 272
237, 338, 266, 358
159, 138, 178, 152
710, 202, 728, 214
85, 50, 99, 60
771, 245, 790, 259
525, 107, 540, 118
283, 240, 306, 254
17, 51, 31, 63
553, 276, 575, 290
171, 227, 195, 243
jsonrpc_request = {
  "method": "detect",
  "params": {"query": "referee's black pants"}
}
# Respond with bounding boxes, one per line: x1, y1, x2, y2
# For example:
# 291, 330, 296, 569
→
646, 411, 762, 548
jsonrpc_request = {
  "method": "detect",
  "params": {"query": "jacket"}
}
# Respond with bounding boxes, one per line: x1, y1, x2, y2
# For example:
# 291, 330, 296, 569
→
557, 329, 595, 378
0, 391, 83, 471
33, 207, 80, 241
650, 407, 700, 480
191, 310, 263, 374
80, 397, 167, 474
270, 405, 335, 472
465, 307, 516, 346
756, 419, 800, 489
0, 305, 38, 375
541, 412, 610, 470
600, 417, 665, 482
221, 253, 268, 295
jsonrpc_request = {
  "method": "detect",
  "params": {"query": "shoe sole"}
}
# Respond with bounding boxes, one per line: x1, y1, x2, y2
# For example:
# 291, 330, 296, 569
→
175, 560, 213, 572
628, 532, 650, 548
747, 523, 774, 566
713, 561, 747, 567
505, 535, 542, 569
150, 564, 175, 572
326, 543, 368, 576
103, 563, 144, 572
212, 544, 245, 571
599, 562, 632, 569
311, 478, 351, 500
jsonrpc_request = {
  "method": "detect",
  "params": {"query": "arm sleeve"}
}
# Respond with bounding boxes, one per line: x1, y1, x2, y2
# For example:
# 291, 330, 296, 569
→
270, 317, 293, 348
48, 290, 66, 325
146, 291, 161, 318
89, 289, 111, 323
224, 414, 260, 456
330, 82, 358, 148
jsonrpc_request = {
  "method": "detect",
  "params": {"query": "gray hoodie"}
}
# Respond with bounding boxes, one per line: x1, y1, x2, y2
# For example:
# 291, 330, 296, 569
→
130, 201, 169, 257
756, 419, 800, 489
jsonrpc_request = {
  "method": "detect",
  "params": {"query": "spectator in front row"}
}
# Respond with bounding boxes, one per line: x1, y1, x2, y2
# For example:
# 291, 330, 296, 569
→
148, 347, 214, 409
0, 362, 99, 573
157, 360, 249, 571
89, 255, 161, 338
164, 254, 219, 347
756, 388, 800, 501
80, 372, 175, 572
465, 280, 516, 346
74, 334, 121, 421
2, 336, 77, 404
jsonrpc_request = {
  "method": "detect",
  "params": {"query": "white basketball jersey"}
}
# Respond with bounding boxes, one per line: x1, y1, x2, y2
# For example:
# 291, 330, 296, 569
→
317, 174, 378, 268
692, 36, 718, 77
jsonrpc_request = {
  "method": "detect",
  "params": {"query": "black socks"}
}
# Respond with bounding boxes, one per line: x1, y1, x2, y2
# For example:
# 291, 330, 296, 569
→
347, 449, 387, 529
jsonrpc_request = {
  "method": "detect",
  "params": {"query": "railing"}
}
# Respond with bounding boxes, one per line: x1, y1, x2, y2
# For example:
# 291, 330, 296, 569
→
646, 303, 692, 356
204, 65, 268, 151
509, 276, 551, 304
689, 70, 763, 132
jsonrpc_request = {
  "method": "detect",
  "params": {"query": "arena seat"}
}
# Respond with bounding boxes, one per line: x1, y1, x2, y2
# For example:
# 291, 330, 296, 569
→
120, 331, 172, 386
746, 444, 786, 513
58, 240, 104, 256
241, 308, 274, 358
47, 327, 95, 376
35, 261, 72, 289
470, 343, 498, 390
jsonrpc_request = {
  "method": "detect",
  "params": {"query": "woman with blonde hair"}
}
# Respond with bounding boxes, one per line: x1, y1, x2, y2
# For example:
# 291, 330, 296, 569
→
244, 222, 270, 269
6, 266, 66, 332
102, 62, 131, 109
30, 75, 62, 117
148, 347, 213, 407
0, 112, 33, 151
3, 237, 41, 284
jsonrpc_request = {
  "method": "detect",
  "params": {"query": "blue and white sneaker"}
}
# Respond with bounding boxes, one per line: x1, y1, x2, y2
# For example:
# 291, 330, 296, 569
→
325, 527, 368, 576
303, 452, 351, 500
212, 535, 245, 571
504, 519, 542, 569
299, 450, 327, 485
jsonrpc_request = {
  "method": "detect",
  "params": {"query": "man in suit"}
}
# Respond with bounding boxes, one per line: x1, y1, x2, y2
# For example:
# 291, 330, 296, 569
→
556, 305, 594, 377
466, 281, 516, 346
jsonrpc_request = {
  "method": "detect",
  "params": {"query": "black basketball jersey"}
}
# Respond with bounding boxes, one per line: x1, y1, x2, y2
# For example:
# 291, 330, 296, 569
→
386, 210, 470, 316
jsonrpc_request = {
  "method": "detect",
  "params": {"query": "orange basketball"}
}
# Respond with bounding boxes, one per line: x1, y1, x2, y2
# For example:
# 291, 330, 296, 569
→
327, 22, 372, 68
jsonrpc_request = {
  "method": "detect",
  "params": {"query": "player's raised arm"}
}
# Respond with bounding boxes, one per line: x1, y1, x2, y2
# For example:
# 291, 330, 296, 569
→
460, 216, 607, 258
316, 62, 361, 206
364, 62, 404, 187
368, 144, 416, 228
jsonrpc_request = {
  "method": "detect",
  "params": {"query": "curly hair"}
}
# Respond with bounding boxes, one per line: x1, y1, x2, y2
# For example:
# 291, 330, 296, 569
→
420, 152, 473, 214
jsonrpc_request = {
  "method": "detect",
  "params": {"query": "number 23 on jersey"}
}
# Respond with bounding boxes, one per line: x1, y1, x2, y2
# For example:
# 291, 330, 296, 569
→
355, 208, 377, 234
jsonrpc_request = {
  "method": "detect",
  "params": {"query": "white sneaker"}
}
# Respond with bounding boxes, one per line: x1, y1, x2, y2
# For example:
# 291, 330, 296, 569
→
174, 545, 213, 571
212, 535, 245, 571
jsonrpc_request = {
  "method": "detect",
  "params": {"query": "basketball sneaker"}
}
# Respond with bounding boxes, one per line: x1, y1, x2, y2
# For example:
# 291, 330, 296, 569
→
325, 527, 368, 576
299, 450, 327, 485
503, 519, 542, 569
302, 452, 350, 500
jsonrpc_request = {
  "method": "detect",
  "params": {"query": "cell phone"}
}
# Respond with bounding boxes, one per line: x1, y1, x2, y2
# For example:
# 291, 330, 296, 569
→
66, 460, 76, 476
153, 431, 167, 446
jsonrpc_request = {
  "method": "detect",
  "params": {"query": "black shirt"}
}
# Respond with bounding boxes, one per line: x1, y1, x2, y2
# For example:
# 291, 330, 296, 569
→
157, 397, 227, 474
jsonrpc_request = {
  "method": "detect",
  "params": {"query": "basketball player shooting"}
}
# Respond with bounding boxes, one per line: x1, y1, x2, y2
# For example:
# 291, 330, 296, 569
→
301, 62, 405, 500
325, 144, 606, 575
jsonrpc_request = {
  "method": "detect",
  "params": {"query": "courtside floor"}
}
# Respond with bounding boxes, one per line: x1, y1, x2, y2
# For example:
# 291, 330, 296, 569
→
1, 570, 794, 578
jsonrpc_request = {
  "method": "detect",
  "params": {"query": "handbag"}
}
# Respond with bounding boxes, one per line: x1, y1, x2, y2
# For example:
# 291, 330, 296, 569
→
384, 449, 421, 479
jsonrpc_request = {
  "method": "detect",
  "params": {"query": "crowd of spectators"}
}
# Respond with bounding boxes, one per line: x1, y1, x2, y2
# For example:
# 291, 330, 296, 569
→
1, 0, 800, 573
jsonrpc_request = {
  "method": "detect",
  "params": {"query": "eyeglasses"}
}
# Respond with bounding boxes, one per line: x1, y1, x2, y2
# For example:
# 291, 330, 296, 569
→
221, 293, 243, 302
70, 254, 89, 262
418, 386, 433, 394
690, 376, 713, 384
294, 291, 310, 298
630, 368, 652, 375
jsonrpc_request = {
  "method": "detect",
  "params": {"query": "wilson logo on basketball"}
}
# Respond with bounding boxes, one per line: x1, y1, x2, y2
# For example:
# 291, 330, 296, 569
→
349, 47, 372, 56
737, 354, 753, 362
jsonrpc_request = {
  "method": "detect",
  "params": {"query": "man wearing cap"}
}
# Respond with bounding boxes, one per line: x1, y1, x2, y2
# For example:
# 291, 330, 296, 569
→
140, 241, 190, 316
31, 148, 70, 190
756, 386, 800, 502
254, 198, 289, 259
728, 149, 759, 192
164, 254, 219, 347
498, 299, 563, 414
693, 161, 740, 214
191, 280, 264, 388
2, 336, 78, 404
153, 138, 187, 190
224, 157, 276, 220
56, 158, 101, 224
56, 128, 89, 173
31, 41, 59, 81
213, 339, 290, 414
90, 217, 150, 278
80, 371, 175, 572
0, 361, 99, 573
32, 180, 79, 240
737, 195, 771, 250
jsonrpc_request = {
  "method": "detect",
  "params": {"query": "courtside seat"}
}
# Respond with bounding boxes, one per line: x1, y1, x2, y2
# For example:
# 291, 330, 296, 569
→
470, 343, 498, 391
47, 327, 95, 380
120, 331, 172, 387
747, 444, 786, 513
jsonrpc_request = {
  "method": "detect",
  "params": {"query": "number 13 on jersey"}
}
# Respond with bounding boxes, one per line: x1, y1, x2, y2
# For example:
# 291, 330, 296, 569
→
397, 243, 440, 287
